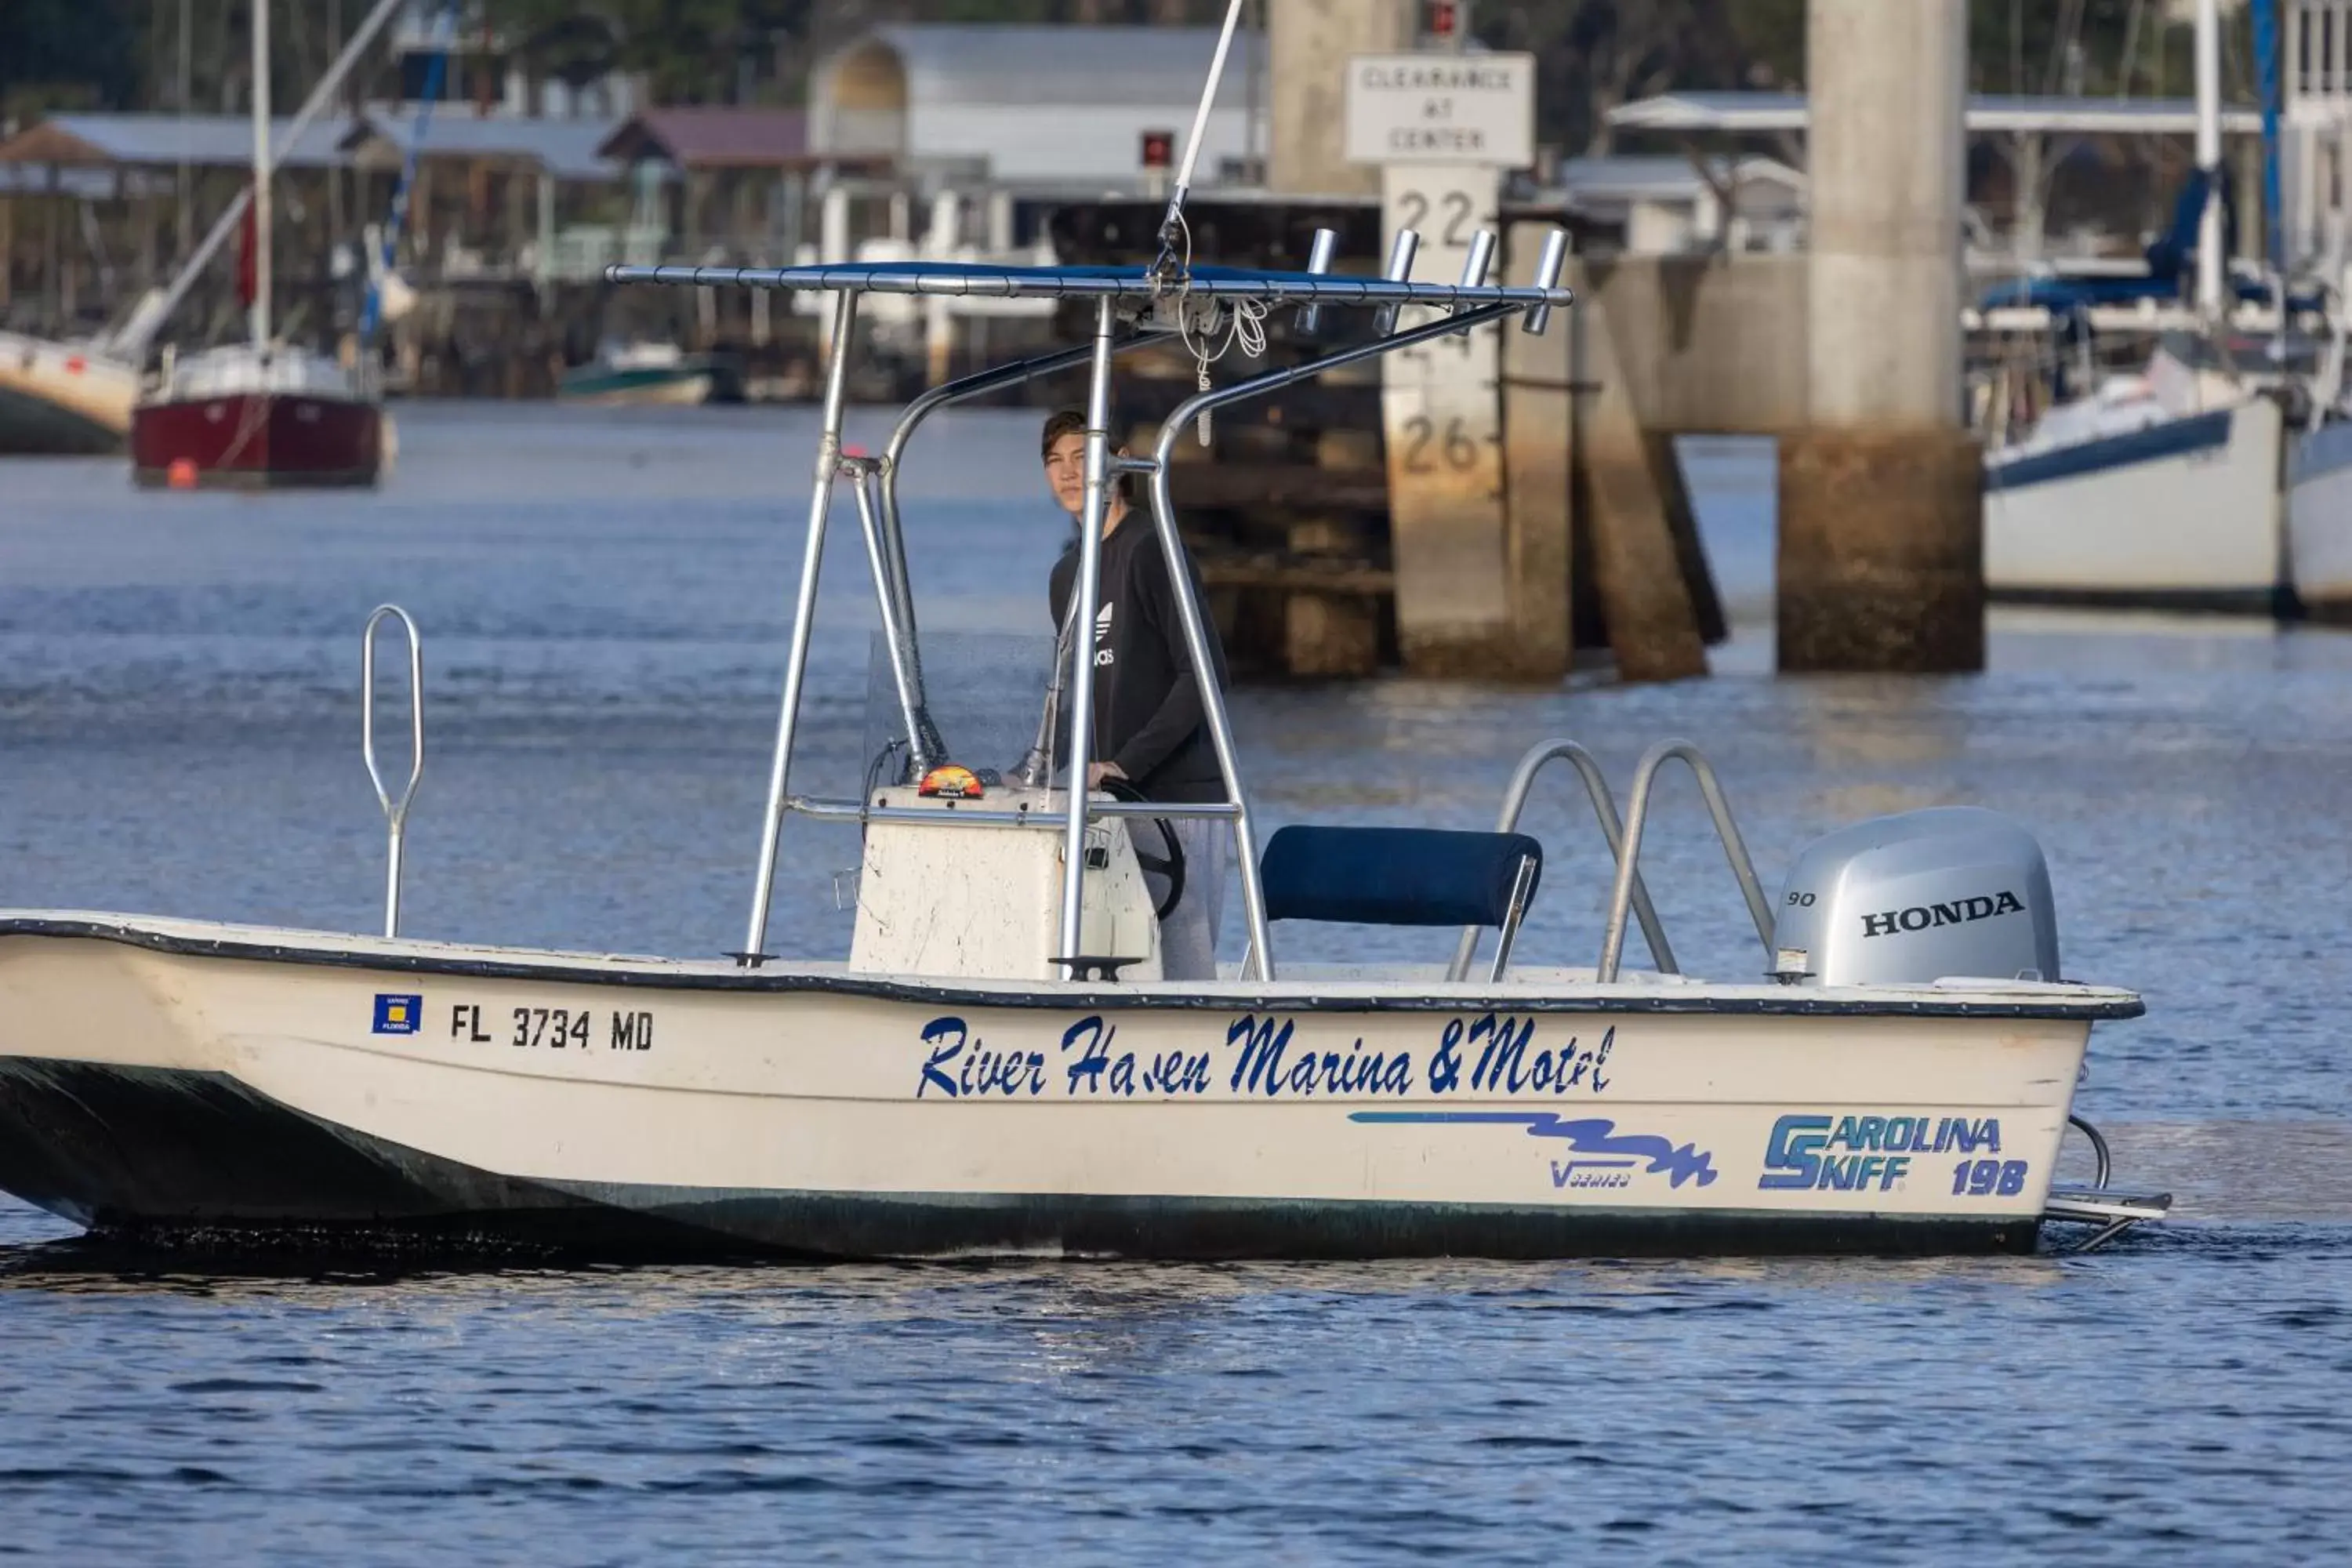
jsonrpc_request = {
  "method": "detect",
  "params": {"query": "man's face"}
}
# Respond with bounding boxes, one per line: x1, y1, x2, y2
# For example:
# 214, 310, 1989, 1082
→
1044, 430, 1089, 517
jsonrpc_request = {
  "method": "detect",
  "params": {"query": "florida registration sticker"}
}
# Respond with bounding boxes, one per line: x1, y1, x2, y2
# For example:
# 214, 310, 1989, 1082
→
372, 993, 423, 1035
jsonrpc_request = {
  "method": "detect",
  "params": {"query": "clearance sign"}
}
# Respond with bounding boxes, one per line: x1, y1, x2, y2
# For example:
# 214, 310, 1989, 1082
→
1343, 54, 1536, 169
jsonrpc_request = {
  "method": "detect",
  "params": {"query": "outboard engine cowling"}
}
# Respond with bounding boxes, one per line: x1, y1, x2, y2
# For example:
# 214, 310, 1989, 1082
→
1769, 807, 2059, 986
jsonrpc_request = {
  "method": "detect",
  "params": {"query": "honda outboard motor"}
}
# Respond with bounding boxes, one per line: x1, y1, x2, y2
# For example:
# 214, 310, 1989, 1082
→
1769, 808, 2060, 986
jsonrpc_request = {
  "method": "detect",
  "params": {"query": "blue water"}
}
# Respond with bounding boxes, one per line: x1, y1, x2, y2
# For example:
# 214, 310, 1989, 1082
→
2, 406, 2347, 1563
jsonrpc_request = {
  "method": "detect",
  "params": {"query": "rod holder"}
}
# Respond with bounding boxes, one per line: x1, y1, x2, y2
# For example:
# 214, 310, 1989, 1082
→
361, 605, 424, 939
1295, 227, 1341, 335
1452, 230, 1497, 332
1375, 227, 1421, 333
1522, 228, 1572, 335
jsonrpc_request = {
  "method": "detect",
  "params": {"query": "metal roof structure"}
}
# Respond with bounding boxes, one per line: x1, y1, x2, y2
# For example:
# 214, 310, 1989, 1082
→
0, 114, 355, 171
343, 107, 621, 182
1557, 154, 1804, 203
597, 108, 840, 171
0, 165, 155, 197
828, 24, 1269, 111
1608, 91, 2266, 137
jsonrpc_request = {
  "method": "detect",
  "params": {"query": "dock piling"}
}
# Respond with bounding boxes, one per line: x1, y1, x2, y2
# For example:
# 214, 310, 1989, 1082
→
1778, 0, 1984, 673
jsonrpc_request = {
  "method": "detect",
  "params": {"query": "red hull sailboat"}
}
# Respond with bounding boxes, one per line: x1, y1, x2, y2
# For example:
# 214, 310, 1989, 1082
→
132, 0, 383, 492
132, 350, 383, 488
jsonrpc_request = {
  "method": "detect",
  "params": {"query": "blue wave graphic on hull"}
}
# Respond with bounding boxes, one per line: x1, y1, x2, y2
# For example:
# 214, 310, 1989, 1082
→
1349, 1112, 1720, 1189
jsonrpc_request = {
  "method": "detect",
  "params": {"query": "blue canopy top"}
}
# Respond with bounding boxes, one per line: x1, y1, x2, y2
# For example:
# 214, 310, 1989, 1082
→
605, 259, 1574, 310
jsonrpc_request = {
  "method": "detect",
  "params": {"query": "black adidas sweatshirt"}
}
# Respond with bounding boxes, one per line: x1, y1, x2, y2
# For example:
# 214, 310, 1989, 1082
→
1046, 512, 1231, 804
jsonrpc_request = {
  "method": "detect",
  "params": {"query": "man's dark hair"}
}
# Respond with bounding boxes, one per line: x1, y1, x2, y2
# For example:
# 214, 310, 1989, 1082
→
1040, 406, 1131, 503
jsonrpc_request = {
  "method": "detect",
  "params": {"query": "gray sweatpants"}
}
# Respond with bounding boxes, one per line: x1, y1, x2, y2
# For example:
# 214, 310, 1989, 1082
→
1152, 815, 1229, 982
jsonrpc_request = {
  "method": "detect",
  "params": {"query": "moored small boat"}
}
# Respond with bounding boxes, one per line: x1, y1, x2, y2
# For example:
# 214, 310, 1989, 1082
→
0, 331, 137, 455
130, 345, 384, 488
1984, 385, 2288, 615
557, 343, 741, 406
2289, 417, 2352, 622
128, 0, 385, 492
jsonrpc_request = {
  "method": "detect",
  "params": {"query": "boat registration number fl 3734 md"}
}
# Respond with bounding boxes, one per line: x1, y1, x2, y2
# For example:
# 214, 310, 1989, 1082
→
0, 19, 2165, 1258
409, 1000, 659, 1052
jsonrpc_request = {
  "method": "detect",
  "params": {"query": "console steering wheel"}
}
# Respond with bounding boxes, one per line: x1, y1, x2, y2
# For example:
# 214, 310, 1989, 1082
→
1098, 777, 1185, 920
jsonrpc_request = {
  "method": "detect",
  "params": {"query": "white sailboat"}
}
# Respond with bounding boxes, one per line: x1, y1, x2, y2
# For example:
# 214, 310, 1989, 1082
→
0, 0, 405, 461
2288, 415, 2352, 617
1984, 0, 2352, 619
1984, 336, 2288, 612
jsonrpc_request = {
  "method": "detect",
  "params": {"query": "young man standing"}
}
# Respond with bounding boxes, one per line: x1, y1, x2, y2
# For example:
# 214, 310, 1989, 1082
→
1041, 408, 1232, 981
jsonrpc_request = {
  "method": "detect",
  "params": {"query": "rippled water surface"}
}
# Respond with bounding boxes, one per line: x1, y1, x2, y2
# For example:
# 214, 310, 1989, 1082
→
2, 405, 2348, 1563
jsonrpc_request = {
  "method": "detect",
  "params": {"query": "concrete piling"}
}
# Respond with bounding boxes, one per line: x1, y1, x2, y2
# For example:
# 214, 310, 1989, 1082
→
1779, 0, 1984, 673
1267, 0, 1414, 196
1779, 430, 1984, 671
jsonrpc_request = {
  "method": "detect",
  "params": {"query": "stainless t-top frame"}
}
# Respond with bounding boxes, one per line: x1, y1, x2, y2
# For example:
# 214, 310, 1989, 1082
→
608, 238, 1573, 981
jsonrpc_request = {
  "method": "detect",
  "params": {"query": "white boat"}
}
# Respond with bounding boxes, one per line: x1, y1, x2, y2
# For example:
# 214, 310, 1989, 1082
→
1984, 374, 2288, 615
1982, 332, 2352, 619
2289, 416, 2352, 619
557, 342, 735, 406
0, 248, 2164, 1261
1980, 0, 2318, 618
0, 896, 2143, 1259
0, 21, 2165, 1260
0, 330, 138, 454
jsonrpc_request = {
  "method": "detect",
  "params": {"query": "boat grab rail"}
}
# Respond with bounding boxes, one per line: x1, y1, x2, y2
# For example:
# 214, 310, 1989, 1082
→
1597, 740, 1776, 984
1448, 739, 1676, 982
361, 605, 424, 938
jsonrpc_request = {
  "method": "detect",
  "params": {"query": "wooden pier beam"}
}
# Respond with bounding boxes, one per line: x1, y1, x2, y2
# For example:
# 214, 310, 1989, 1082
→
1495, 221, 1577, 680
1569, 261, 1709, 684
1778, 0, 1984, 673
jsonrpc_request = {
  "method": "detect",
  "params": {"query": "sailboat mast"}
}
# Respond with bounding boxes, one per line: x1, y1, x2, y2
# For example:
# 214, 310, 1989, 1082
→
2194, 0, 2225, 321
251, 0, 272, 348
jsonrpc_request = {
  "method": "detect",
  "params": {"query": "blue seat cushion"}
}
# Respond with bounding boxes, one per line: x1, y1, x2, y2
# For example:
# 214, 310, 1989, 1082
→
1260, 826, 1543, 928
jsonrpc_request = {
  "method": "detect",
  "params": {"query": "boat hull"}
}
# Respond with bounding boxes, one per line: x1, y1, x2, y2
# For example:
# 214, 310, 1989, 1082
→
2289, 419, 2352, 623
1984, 399, 2287, 612
129, 390, 383, 488
557, 366, 715, 406
0, 336, 136, 454
0, 1058, 2031, 1260
0, 916, 2136, 1261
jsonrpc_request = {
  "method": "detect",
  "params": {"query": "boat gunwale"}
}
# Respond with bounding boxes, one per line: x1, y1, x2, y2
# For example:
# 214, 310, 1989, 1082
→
0, 914, 2147, 1021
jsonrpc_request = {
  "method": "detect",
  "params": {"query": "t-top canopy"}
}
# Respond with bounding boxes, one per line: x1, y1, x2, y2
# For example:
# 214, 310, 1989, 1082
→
604, 259, 1573, 310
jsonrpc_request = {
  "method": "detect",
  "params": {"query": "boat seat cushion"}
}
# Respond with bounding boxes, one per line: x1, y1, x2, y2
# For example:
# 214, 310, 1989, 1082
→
1261, 826, 1543, 928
